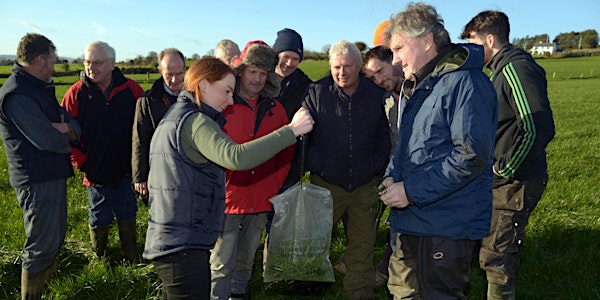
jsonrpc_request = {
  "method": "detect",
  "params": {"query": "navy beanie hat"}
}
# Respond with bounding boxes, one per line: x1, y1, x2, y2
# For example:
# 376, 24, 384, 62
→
273, 28, 304, 61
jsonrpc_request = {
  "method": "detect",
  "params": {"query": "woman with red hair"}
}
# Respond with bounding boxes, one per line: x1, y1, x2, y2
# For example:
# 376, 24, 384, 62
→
143, 57, 314, 299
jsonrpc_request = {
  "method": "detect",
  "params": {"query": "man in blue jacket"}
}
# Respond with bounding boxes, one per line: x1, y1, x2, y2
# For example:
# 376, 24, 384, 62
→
379, 3, 498, 299
461, 11, 555, 300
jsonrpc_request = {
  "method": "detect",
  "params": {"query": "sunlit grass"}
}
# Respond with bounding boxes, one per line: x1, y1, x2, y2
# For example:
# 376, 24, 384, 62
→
1, 56, 600, 299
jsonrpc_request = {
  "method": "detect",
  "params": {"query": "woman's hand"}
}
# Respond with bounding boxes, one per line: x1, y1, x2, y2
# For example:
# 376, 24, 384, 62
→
288, 107, 314, 137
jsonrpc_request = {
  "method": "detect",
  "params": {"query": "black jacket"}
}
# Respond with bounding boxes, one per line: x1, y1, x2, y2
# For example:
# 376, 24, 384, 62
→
0, 64, 75, 188
62, 68, 143, 186
487, 44, 555, 187
132, 77, 176, 183
276, 68, 313, 185
303, 74, 390, 192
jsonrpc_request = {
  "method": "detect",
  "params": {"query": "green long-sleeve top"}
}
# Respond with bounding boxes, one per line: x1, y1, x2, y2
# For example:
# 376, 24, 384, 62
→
181, 110, 297, 170
144, 95, 299, 260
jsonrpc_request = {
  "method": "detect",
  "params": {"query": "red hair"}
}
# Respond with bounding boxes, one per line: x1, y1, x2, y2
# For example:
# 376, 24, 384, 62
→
184, 57, 235, 107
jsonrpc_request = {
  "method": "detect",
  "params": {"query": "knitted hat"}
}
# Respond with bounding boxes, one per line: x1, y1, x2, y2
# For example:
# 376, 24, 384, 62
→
272, 28, 304, 62
373, 20, 389, 46
232, 40, 280, 99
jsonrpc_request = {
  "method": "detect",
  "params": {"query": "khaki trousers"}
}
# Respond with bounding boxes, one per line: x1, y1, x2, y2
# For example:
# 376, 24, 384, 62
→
311, 175, 379, 299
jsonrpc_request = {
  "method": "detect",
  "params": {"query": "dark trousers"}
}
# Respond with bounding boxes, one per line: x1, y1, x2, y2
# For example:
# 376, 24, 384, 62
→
17, 179, 67, 273
153, 249, 211, 300
480, 173, 548, 285
388, 234, 475, 299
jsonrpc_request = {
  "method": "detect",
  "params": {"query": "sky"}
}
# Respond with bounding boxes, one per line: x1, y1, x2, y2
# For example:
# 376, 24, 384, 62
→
1, 0, 598, 61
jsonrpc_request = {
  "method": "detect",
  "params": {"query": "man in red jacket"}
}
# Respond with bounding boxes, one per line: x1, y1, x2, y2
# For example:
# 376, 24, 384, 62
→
209, 41, 294, 300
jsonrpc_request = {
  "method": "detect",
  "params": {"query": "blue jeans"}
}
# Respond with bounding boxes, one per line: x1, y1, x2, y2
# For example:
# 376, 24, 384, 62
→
16, 179, 67, 273
153, 249, 211, 300
87, 178, 137, 226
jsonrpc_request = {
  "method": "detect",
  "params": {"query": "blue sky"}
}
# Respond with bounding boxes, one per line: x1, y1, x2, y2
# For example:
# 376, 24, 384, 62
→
1, 0, 598, 61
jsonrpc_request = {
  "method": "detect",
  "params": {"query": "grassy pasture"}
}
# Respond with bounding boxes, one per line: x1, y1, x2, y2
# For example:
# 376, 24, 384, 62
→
0, 56, 599, 299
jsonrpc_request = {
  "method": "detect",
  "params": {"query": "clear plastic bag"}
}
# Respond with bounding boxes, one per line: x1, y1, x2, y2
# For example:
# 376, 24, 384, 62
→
264, 181, 335, 282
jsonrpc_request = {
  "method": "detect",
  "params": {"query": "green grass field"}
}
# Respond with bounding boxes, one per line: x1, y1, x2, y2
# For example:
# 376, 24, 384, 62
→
0, 56, 599, 299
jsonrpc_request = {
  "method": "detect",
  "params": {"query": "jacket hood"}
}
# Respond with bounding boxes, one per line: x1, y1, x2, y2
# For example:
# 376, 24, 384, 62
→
433, 43, 486, 76
402, 43, 486, 100
486, 44, 534, 76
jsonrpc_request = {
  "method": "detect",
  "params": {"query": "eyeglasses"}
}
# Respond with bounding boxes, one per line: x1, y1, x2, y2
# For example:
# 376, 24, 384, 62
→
83, 59, 109, 66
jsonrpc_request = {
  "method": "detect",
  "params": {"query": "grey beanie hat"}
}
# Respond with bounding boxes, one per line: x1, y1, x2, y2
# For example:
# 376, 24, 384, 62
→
233, 42, 280, 99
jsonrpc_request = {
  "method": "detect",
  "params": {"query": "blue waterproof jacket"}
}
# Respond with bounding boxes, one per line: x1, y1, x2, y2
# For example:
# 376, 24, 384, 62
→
388, 44, 498, 240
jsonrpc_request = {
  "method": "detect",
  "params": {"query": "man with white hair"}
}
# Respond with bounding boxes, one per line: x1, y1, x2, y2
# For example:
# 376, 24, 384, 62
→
302, 40, 391, 299
214, 39, 241, 66
62, 41, 143, 264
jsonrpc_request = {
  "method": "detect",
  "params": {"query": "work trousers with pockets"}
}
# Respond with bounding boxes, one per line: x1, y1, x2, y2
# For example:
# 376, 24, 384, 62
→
480, 173, 548, 285
387, 234, 475, 300
311, 175, 379, 299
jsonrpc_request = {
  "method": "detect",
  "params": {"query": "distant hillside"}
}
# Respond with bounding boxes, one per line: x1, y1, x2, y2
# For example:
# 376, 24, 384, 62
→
0, 54, 76, 64
0, 55, 16, 61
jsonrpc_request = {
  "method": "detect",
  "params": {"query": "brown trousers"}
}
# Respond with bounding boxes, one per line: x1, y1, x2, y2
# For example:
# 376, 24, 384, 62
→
311, 175, 379, 299
480, 174, 548, 285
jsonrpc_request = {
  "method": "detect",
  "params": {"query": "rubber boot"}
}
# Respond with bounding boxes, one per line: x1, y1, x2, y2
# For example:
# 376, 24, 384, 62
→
21, 268, 45, 300
118, 219, 139, 263
487, 282, 516, 300
89, 225, 110, 258
44, 256, 58, 281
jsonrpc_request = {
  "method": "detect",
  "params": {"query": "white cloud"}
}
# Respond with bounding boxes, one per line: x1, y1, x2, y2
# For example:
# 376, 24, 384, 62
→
92, 21, 108, 34
20, 20, 42, 31
127, 26, 154, 37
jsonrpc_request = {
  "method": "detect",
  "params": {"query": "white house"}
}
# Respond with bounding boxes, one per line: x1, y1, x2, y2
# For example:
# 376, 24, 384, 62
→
529, 42, 557, 55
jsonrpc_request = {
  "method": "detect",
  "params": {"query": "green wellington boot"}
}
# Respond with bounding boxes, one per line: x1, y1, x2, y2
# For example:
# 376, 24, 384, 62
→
487, 282, 516, 300
89, 225, 110, 258
118, 219, 139, 263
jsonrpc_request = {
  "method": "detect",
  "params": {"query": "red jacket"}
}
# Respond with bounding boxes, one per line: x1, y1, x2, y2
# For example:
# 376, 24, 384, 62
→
62, 69, 143, 186
221, 95, 294, 214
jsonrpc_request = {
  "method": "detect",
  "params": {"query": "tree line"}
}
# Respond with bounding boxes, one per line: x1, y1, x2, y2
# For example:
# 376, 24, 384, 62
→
1, 30, 598, 67
512, 29, 598, 50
